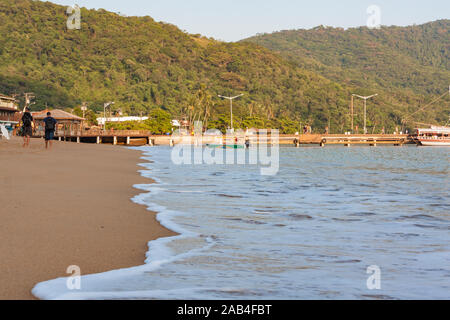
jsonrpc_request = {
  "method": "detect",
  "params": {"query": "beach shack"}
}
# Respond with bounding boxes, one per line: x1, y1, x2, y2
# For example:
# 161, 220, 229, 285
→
0, 94, 20, 135
32, 109, 85, 138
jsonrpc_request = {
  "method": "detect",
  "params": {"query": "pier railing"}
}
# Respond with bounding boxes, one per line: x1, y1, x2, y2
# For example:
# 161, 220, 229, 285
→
33, 129, 153, 138
31, 130, 413, 146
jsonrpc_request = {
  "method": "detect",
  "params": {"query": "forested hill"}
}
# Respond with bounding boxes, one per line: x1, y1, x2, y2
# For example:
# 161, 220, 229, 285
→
245, 21, 450, 97
0, 0, 447, 133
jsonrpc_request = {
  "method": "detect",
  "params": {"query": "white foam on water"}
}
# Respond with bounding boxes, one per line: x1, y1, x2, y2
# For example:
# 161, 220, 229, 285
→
36, 287, 254, 301
32, 146, 450, 300
32, 147, 213, 300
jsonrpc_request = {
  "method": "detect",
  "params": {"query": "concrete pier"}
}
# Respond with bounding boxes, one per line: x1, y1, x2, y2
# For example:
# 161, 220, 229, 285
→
33, 130, 413, 147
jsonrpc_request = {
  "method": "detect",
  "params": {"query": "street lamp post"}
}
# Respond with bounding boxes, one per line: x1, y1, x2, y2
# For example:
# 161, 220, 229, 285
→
81, 102, 88, 119
23, 92, 35, 112
352, 94, 378, 134
350, 95, 354, 133
103, 101, 114, 130
218, 94, 244, 130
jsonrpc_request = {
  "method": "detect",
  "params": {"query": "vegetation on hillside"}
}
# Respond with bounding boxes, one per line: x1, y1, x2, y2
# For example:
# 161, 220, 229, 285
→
105, 108, 172, 134
0, 0, 447, 133
245, 21, 450, 128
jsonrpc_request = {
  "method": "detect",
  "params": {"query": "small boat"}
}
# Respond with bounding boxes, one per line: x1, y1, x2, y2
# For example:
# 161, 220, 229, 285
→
413, 126, 450, 146
206, 144, 245, 149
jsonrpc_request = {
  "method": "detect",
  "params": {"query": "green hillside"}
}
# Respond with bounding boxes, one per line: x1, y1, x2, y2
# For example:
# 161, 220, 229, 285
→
0, 0, 448, 133
245, 21, 450, 127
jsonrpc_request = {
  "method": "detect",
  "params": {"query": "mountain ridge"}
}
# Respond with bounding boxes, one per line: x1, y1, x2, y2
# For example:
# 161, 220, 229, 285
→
0, 0, 448, 133
244, 20, 449, 95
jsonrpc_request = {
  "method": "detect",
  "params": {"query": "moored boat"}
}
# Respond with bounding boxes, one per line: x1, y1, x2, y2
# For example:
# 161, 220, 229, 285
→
413, 126, 450, 146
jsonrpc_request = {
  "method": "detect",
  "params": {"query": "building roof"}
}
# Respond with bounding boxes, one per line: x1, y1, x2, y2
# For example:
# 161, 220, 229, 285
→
96, 116, 149, 126
0, 106, 19, 113
0, 94, 16, 101
417, 126, 450, 134
32, 109, 85, 121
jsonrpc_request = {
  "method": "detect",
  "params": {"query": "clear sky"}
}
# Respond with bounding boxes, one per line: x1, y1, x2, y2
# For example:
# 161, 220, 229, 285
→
50, 0, 449, 41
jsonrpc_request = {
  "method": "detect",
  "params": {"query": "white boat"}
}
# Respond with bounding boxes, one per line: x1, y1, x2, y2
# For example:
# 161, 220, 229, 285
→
414, 126, 450, 146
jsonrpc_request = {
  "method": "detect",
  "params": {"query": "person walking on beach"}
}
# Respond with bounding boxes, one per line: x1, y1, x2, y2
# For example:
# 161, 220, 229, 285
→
21, 108, 34, 148
43, 112, 57, 149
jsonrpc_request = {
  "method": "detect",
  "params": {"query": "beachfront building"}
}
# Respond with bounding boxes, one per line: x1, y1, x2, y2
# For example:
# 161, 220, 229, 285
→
0, 94, 18, 110
172, 120, 181, 128
0, 94, 20, 133
96, 116, 149, 127
32, 109, 85, 138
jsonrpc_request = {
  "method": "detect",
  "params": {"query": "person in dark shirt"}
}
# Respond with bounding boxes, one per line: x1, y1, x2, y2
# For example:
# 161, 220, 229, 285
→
43, 112, 57, 149
21, 108, 34, 148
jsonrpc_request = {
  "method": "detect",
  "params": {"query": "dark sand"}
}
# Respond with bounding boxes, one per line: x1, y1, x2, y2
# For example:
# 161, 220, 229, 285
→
0, 137, 175, 299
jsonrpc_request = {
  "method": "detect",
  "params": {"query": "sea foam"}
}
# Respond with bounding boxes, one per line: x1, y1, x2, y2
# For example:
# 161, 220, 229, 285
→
32, 146, 450, 300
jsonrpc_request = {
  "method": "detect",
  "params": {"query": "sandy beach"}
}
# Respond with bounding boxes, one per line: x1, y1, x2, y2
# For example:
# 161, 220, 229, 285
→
0, 137, 175, 300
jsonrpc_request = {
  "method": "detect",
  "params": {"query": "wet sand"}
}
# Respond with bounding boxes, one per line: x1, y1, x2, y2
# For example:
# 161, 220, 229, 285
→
0, 137, 175, 300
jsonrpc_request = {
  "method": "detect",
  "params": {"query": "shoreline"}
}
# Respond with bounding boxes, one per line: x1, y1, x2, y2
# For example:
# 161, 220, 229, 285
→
0, 137, 176, 300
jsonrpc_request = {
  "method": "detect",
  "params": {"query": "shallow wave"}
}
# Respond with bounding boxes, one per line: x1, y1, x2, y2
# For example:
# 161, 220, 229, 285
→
33, 146, 450, 300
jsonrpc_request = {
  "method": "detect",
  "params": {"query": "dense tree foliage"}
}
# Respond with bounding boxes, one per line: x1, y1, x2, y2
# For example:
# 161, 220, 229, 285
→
0, 0, 447, 133
245, 21, 450, 129
105, 108, 172, 134
246, 22, 449, 95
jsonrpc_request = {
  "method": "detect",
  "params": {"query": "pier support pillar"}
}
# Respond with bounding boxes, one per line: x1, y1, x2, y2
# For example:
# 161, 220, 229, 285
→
148, 138, 153, 146
76, 137, 80, 144
113, 136, 117, 145
96, 136, 101, 144
126, 136, 130, 145
58, 137, 61, 141
170, 139, 174, 147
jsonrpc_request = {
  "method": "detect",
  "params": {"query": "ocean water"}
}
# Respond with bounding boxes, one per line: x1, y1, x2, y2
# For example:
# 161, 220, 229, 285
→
33, 146, 449, 300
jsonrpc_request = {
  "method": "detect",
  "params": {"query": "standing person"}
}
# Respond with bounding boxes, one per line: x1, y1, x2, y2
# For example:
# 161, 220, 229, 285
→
21, 108, 34, 148
43, 112, 57, 149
